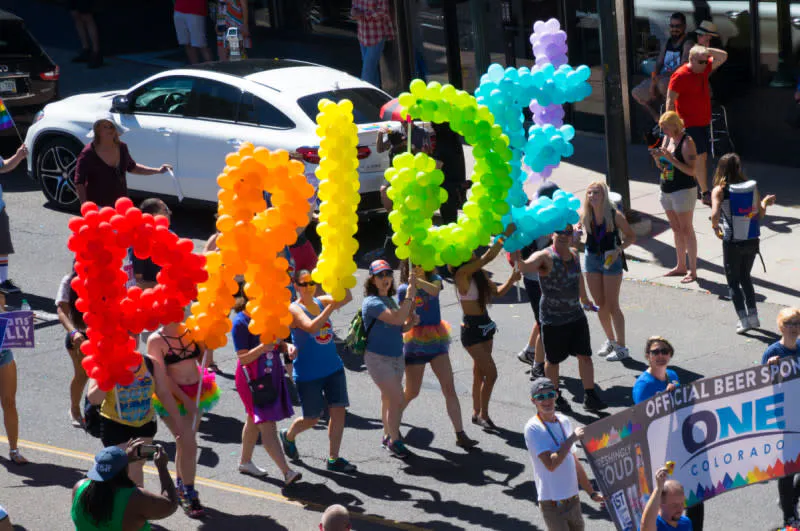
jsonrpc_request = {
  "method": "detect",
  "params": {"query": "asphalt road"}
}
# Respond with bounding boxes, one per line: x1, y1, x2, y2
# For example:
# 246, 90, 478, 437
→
0, 153, 793, 530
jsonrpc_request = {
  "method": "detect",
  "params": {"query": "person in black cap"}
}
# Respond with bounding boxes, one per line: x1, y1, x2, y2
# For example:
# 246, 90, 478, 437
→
524, 377, 604, 530
71, 441, 179, 529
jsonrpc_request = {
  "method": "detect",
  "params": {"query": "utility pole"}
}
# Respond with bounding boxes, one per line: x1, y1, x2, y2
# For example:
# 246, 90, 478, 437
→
393, 0, 414, 90
442, 0, 463, 88
469, 0, 490, 80
597, 0, 631, 212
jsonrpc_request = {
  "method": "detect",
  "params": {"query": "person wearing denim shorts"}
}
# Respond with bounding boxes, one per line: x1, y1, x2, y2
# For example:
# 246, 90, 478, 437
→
280, 270, 357, 473
580, 182, 636, 362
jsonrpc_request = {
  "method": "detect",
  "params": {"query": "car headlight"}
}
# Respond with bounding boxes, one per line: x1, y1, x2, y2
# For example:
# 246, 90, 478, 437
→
32, 110, 45, 123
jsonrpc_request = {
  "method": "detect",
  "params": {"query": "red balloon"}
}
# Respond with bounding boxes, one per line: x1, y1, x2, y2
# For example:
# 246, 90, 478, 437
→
115, 197, 134, 214
80, 202, 98, 216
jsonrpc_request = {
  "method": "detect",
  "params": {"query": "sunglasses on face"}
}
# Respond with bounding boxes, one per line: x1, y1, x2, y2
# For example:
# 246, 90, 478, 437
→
693, 58, 709, 65
669, 24, 684, 29
375, 271, 392, 279
649, 348, 672, 356
555, 227, 574, 236
783, 321, 800, 327
296, 280, 317, 287
533, 391, 557, 401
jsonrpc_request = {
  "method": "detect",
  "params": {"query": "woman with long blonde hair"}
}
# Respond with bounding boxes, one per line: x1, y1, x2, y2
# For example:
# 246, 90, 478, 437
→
579, 181, 635, 361
652, 111, 699, 284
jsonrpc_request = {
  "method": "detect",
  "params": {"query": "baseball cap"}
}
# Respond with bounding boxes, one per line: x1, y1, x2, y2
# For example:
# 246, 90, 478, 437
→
695, 21, 719, 37
530, 377, 556, 398
368, 260, 392, 276
87, 446, 128, 482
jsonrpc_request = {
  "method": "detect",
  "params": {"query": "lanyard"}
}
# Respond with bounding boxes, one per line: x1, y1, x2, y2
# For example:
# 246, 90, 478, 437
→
537, 413, 566, 447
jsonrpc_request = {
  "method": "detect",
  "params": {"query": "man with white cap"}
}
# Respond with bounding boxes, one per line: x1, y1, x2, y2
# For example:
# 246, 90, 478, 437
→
73, 115, 172, 207
524, 377, 604, 530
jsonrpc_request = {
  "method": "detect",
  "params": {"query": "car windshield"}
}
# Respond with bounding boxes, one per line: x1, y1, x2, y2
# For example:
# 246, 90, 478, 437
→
296, 88, 390, 125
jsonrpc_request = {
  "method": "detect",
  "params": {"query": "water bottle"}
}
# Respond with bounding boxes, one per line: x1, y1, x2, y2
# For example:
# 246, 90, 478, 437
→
226, 27, 241, 61
20, 299, 30, 311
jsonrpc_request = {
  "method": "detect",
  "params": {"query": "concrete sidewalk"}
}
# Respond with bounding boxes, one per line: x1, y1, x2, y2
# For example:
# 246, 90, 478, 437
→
468, 133, 800, 313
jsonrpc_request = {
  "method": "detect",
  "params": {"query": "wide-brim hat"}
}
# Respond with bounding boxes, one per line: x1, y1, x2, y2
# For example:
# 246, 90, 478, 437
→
696, 21, 719, 37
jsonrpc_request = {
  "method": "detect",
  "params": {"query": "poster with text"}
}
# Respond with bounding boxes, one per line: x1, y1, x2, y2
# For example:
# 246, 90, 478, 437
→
582, 357, 800, 531
0, 311, 35, 349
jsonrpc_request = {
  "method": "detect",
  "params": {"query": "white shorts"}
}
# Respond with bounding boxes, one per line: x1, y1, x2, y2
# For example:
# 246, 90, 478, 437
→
174, 11, 207, 48
659, 187, 697, 213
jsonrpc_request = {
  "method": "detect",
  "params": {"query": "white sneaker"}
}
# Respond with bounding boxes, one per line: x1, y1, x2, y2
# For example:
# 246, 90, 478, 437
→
736, 318, 751, 335
596, 340, 616, 357
517, 349, 534, 365
238, 461, 268, 478
748, 313, 760, 329
606, 345, 630, 362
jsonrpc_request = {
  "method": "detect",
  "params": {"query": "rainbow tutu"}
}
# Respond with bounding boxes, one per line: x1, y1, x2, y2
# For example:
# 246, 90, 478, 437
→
153, 368, 220, 417
403, 321, 451, 357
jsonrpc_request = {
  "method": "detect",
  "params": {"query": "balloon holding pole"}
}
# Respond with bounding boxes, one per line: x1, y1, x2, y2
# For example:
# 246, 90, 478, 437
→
192, 351, 208, 433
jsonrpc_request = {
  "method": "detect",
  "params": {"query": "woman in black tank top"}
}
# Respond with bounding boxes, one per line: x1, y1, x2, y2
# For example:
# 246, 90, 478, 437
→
652, 111, 699, 284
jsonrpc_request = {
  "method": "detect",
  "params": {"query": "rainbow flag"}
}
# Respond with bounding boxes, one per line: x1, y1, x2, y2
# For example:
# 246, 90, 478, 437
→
0, 98, 14, 131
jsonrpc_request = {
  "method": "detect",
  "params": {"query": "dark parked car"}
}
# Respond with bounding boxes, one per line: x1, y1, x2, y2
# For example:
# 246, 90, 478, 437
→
0, 9, 59, 135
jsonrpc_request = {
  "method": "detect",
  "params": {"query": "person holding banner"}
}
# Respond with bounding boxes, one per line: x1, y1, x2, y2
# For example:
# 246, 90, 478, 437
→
453, 224, 521, 430
521, 226, 607, 413
148, 322, 219, 518
641, 466, 693, 531
232, 290, 303, 486
762, 307, 800, 527
632, 337, 704, 530
0, 292, 27, 464
524, 377, 604, 530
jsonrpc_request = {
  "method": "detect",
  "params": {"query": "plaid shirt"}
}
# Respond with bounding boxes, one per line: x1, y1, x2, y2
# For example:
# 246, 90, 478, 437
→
352, 0, 394, 47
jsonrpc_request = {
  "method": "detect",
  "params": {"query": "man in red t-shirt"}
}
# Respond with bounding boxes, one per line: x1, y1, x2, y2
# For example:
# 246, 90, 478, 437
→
667, 45, 727, 205
174, 0, 212, 64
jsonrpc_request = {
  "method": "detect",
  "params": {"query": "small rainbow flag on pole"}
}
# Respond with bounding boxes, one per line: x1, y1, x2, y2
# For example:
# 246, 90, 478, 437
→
0, 97, 14, 131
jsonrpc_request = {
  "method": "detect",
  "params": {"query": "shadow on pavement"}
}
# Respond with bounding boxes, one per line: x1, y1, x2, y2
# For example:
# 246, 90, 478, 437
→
0, 459, 85, 489
337, 411, 383, 432
198, 412, 245, 446
198, 507, 289, 530
155, 440, 220, 469
413, 496, 540, 531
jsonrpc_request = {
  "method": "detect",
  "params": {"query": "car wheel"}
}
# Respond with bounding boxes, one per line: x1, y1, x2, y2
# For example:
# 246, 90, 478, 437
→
36, 136, 82, 211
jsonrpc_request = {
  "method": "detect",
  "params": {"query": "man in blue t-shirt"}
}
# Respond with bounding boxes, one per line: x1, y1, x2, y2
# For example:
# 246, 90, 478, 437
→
641, 466, 693, 530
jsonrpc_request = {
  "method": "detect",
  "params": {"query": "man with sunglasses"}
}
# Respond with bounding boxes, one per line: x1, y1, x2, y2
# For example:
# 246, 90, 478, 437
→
632, 13, 694, 125
667, 45, 728, 206
524, 377, 604, 530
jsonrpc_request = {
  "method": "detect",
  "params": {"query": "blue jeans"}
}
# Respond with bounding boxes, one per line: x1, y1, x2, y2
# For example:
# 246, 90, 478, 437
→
360, 39, 385, 88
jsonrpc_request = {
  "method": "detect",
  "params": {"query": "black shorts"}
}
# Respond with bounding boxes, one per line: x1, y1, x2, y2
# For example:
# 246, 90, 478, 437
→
100, 417, 157, 447
0, 210, 14, 256
523, 277, 542, 325
685, 125, 710, 156
460, 313, 496, 348
67, 0, 95, 13
541, 316, 592, 364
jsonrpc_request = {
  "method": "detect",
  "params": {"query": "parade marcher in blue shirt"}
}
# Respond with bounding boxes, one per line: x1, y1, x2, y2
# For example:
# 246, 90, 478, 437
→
279, 270, 357, 474
633, 336, 680, 405
761, 307, 800, 527
641, 466, 693, 531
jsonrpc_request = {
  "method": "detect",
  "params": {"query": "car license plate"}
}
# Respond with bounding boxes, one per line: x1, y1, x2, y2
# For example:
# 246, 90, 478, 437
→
0, 80, 16, 94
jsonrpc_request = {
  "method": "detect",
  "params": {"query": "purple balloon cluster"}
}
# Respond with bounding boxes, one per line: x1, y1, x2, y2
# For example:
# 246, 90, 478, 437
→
526, 18, 571, 188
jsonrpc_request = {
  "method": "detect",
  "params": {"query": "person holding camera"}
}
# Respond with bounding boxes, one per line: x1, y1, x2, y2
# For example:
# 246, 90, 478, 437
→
86, 357, 157, 488
71, 441, 179, 530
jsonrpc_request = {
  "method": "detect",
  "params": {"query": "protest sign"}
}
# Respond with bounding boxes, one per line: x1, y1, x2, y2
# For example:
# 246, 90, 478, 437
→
0, 310, 34, 348
582, 357, 800, 531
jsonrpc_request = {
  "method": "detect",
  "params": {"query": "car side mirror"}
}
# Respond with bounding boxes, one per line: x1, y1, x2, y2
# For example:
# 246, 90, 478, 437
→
111, 95, 130, 114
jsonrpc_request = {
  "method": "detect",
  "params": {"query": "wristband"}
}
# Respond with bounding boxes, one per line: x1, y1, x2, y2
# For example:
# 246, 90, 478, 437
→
494, 235, 506, 245
69, 330, 82, 341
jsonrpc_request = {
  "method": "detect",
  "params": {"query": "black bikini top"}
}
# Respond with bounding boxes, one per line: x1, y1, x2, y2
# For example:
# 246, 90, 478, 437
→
159, 327, 201, 366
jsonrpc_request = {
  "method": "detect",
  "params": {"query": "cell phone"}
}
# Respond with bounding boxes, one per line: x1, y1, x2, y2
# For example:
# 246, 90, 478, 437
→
136, 444, 159, 459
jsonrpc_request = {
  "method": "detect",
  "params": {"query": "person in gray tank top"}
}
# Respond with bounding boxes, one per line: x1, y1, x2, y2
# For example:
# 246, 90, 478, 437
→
520, 225, 607, 413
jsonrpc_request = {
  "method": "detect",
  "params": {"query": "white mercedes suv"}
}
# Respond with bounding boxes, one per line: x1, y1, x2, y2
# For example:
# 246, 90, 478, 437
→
24, 58, 393, 211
